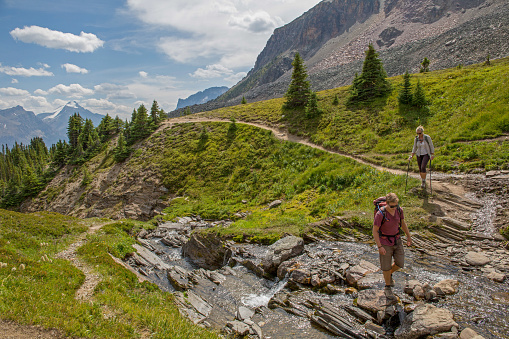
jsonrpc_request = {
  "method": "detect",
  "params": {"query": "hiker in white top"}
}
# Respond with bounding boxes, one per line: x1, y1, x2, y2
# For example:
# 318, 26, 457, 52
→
408, 126, 435, 188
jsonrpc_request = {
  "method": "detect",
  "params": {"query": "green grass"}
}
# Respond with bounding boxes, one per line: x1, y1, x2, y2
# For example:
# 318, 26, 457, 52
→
196, 57, 509, 172
0, 209, 220, 338
157, 122, 425, 242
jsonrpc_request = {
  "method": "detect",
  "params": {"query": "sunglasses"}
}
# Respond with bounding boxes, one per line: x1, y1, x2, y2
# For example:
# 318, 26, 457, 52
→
388, 204, 398, 208
417, 132, 422, 135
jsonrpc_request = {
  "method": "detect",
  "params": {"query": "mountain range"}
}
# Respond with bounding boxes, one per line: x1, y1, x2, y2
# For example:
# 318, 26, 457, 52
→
176, 86, 229, 110
171, 0, 509, 115
0, 101, 104, 147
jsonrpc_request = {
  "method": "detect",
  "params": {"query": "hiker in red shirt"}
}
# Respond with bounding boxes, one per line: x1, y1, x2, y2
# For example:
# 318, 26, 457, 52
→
373, 193, 412, 299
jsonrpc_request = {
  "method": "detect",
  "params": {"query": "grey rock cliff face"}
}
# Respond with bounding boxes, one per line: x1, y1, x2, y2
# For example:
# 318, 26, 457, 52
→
171, 0, 509, 116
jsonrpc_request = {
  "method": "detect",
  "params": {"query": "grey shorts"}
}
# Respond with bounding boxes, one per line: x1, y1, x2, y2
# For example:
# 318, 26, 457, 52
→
379, 238, 405, 271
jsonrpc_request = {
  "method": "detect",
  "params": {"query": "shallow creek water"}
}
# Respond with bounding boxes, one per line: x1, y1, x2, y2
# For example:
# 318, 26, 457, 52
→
132, 235, 509, 339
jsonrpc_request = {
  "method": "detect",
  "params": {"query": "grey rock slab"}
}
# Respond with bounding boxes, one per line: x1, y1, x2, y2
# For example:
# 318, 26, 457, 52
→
132, 244, 170, 270
262, 235, 304, 275
236, 306, 255, 321
357, 273, 385, 290
187, 290, 212, 317
394, 304, 458, 339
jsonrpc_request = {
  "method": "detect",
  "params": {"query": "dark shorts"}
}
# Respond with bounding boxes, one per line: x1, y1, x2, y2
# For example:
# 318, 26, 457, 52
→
416, 154, 430, 173
379, 238, 405, 271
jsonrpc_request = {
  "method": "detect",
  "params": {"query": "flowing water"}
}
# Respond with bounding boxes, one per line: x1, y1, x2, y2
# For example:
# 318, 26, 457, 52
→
129, 234, 509, 338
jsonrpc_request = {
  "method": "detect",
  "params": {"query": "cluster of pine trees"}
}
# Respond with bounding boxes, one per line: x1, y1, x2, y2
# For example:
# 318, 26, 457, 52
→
0, 100, 166, 208
0, 138, 50, 207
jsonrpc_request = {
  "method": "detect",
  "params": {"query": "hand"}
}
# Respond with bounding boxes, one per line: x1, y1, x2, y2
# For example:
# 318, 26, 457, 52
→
378, 246, 386, 255
431, 155, 435, 161
408, 156, 412, 161
407, 238, 412, 247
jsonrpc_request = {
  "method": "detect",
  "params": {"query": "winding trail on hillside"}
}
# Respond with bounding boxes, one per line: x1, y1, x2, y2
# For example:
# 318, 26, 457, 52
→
55, 222, 105, 302
163, 116, 470, 200
163, 115, 509, 243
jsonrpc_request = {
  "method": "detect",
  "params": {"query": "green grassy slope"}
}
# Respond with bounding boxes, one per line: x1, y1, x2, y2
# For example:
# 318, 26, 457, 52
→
196, 57, 509, 173
156, 122, 424, 242
0, 210, 220, 338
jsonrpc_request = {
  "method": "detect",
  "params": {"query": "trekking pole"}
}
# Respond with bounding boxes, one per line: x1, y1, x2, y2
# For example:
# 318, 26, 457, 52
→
429, 158, 433, 198
405, 160, 410, 194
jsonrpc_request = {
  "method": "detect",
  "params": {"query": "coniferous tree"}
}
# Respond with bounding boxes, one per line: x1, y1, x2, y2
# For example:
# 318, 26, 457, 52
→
349, 44, 391, 102
241, 96, 247, 104
420, 57, 430, 73
114, 133, 130, 162
67, 113, 83, 149
413, 79, 428, 108
398, 71, 413, 105
305, 92, 321, 118
284, 52, 311, 108
97, 114, 114, 141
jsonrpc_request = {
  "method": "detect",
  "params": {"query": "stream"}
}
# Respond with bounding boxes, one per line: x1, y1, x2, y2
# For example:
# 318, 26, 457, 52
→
126, 225, 509, 338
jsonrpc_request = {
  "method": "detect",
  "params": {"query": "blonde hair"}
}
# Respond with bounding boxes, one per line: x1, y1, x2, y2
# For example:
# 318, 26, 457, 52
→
386, 193, 399, 204
416, 125, 424, 133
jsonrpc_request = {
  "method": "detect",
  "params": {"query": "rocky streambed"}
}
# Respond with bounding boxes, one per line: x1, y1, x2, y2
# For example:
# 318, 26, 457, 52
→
120, 214, 509, 339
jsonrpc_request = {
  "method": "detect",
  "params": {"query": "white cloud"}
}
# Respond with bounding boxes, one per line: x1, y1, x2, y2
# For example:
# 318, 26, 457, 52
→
34, 89, 48, 95
0, 63, 54, 77
61, 63, 89, 74
139, 71, 148, 78
10, 25, 104, 53
0, 87, 30, 96
225, 71, 247, 83
190, 64, 233, 79
11, 79, 19, 84
229, 11, 283, 33
46, 83, 94, 97
126, 0, 321, 67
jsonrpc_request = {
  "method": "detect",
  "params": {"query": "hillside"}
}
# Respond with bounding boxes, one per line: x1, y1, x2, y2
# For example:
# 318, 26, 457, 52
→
196, 56, 509, 173
172, 0, 509, 115
0, 209, 220, 338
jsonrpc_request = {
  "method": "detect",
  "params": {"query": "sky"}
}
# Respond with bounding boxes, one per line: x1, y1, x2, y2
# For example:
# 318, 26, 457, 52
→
0, 0, 322, 119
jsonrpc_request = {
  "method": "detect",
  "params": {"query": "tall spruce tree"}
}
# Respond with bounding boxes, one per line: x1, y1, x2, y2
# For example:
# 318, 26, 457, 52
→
398, 71, 413, 105
413, 79, 427, 108
284, 52, 311, 108
349, 44, 391, 102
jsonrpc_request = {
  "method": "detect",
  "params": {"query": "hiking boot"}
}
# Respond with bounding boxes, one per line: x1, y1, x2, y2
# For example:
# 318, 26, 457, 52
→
384, 286, 396, 300
421, 179, 426, 188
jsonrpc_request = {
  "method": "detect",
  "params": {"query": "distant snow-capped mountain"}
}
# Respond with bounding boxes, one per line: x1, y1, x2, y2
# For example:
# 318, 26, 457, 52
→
0, 105, 57, 147
0, 101, 105, 147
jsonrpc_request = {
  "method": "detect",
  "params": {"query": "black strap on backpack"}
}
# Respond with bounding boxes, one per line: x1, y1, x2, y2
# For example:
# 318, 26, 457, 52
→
377, 206, 402, 246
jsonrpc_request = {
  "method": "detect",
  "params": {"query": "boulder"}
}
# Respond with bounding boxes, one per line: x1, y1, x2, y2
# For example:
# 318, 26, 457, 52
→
433, 279, 459, 295
167, 266, 193, 291
394, 304, 458, 339
404, 280, 422, 295
182, 232, 227, 270
261, 236, 304, 275
465, 251, 490, 266
357, 273, 385, 290
226, 320, 250, 336
460, 327, 485, 339
356, 289, 389, 313
486, 271, 506, 283
187, 290, 212, 317
236, 306, 255, 321
290, 268, 311, 285
346, 260, 380, 287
